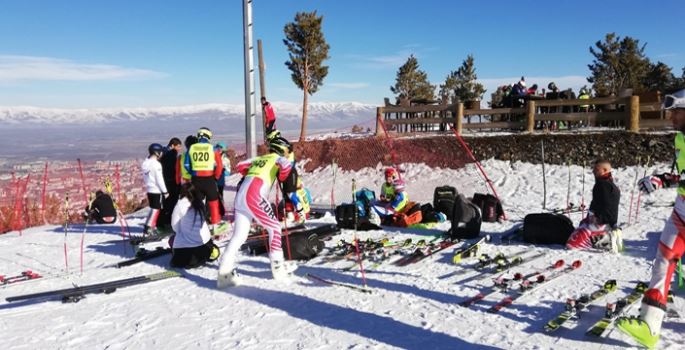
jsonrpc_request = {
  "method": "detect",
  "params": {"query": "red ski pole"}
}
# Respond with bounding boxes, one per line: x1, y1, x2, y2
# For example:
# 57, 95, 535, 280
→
41, 162, 48, 224
451, 127, 507, 220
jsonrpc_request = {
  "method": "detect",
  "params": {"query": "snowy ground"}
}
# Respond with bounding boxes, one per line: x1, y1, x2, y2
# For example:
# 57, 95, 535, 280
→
1, 160, 684, 349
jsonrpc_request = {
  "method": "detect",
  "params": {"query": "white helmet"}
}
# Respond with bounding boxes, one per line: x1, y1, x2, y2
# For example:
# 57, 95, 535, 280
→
664, 89, 685, 110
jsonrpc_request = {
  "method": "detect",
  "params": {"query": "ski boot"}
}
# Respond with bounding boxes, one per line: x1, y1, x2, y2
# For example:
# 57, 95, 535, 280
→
217, 269, 242, 288
616, 291, 666, 349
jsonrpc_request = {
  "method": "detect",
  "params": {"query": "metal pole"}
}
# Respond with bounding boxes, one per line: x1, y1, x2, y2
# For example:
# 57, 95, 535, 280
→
257, 39, 267, 143
242, 0, 257, 158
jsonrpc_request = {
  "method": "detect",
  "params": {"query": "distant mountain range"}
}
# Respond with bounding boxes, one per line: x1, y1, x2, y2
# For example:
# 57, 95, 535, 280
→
0, 101, 377, 127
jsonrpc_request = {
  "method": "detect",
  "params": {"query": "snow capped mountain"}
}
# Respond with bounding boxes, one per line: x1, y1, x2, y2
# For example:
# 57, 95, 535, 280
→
0, 101, 377, 125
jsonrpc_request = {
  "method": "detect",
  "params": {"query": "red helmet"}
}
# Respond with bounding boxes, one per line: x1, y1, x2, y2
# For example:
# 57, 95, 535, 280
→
384, 167, 397, 178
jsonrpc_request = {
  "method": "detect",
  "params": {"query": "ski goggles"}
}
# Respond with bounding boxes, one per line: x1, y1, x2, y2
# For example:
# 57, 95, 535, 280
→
663, 93, 685, 110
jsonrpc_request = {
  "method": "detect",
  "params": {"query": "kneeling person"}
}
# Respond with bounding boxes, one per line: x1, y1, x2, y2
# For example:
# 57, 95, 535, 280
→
170, 183, 220, 269
86, 190, 117, 224
566, 159, 622, 252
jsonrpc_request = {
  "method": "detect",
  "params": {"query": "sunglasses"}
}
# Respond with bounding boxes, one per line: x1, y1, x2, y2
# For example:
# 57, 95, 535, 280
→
663, 94, 685, 110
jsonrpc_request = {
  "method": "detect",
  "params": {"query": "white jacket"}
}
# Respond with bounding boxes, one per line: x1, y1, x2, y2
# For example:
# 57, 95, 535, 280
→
171, 198, 211, 248
142, 157, 168, 194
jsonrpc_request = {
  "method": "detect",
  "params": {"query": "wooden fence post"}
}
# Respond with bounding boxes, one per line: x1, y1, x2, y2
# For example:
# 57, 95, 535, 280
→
376, 107, 383, 136
456, 103, 464, 134
526, 100, 536, 133
629, 95, 640, 133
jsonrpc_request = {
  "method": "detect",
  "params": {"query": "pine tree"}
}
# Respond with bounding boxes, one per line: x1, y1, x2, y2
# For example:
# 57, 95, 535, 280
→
283, 11, 330, 142
642, 61, 676, 93
440, 55, 486, 104
587, 33, 651, 96
390, 55, 435, 102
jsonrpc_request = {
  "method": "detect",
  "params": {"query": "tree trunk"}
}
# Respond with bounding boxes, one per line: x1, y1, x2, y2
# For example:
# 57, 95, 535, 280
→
299, 86, 309, 142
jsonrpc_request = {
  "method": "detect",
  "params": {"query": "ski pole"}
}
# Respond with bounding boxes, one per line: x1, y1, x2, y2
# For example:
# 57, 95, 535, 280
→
80, 192, 94, 275
565, 160, 571, 218
451, 127, 507, 220
541, 140, 547, 210
277, 184, 292, 261
634, 156, 651, 223
351, 179, 367, 287
63, 193, 70, 273
331, 159, 337, 210
580, 160, 586, 218
627, 156, 641, 225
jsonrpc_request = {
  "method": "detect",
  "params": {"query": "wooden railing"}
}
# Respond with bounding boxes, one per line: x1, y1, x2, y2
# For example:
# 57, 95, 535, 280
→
376, 96, 669, 135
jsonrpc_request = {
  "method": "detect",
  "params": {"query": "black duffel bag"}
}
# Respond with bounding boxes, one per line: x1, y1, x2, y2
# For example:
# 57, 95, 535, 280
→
522, 213, 574, 245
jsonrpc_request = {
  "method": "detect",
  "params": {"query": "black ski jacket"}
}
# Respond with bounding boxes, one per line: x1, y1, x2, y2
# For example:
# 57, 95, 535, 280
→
589, 175, 620, 227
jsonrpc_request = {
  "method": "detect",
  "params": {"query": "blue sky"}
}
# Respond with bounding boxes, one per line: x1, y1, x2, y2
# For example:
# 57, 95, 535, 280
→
0, 0, 682, 108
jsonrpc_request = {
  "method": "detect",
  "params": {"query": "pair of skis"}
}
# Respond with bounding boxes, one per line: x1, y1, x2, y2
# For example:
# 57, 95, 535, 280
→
459, 258, 565, 308
544, 279, 618, 332
487, 260, 582, 313
544, 280, 646, 336
1, 270, 42, 285
586, 281, 648, 336
6, 271, 182, 303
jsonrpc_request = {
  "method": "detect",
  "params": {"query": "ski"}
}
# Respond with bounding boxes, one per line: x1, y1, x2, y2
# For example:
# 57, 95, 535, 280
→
487, 260, 582, 313
128, 231, 175, 246
400, 238, 461, 266
585, 281, 648, 337
116, 247, 172, 268
544, 279, 618, 332
452, 235, 491, 264
460, 259, 563, 308
6, 271, 182, 303
392, 239, 436, 266
305, 273, 372, 294
0, 270, 42, 285
341, 238, 414, 271
469, 252, 547, 284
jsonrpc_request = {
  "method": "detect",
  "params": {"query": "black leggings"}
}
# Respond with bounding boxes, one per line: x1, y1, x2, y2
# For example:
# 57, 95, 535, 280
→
191, 177, 219, 201
171, 241, 219, 269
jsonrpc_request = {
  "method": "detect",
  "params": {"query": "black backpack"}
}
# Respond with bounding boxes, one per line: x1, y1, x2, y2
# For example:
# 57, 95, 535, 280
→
472, 193, 504, 223
420, 203, 439, 223
433, 186, 458, 217
522, 213, 574, 245
335, 204, 378, 230
449, 194, 482, 239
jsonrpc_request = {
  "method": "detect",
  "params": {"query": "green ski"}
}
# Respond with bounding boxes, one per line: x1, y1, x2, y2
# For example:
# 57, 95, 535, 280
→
586, 281, 647, 337
544, 279, 617, 332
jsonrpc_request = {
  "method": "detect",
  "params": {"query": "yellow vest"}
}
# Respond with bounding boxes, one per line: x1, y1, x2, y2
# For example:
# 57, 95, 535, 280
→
381, 182, 408, 212
180, 153, 191, 181
579, 94, 590, 108
676, 132, 685, 196
188, 143, 215, 171
246, 153, 281, 184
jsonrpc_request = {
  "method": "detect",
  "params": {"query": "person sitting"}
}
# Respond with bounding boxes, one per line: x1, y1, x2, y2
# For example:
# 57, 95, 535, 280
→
566, 159, 623, 253
371, 167, 409, 223
85, 190, 117, 224
170, 183, 221, 269
282, 177, 312, 225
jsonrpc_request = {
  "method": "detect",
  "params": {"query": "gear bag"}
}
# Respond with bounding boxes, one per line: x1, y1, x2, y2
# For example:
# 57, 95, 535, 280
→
471, 193, 503, 222
243, 224, 338, 260
449, 194, 482, 239
522, 213, 574, 245
433, 186, 457, 217
391, 202, 423, 227
354, 188, 376, 218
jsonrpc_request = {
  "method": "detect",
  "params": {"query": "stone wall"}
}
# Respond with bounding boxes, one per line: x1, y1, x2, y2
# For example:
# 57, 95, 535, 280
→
293, 131, 675, 171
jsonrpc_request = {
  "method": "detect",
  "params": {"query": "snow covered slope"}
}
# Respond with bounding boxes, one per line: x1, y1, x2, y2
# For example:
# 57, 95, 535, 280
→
0, 160, 682, 349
